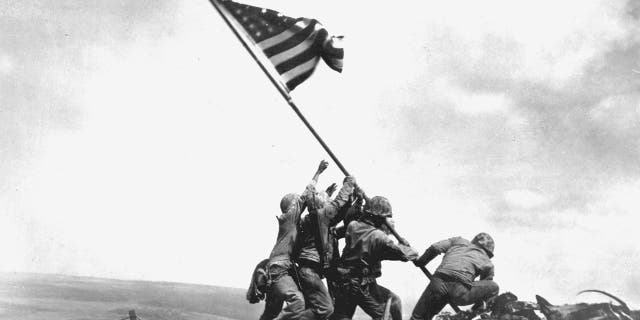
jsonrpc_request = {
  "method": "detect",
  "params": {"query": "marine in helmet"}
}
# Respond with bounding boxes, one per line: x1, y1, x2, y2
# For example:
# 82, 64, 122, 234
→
330, 196, 419, 320
294, 164, 357, 320
258, 161, 330, 320
409, 233, 499, 320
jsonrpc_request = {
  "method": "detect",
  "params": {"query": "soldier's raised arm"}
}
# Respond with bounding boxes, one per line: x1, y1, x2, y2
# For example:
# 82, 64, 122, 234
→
312, 160, 329, 183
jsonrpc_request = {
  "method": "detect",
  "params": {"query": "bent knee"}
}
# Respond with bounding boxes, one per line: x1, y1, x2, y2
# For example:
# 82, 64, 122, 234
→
487, 281, 499, 295
316, 305, 334, 320
286, 293, 306, 313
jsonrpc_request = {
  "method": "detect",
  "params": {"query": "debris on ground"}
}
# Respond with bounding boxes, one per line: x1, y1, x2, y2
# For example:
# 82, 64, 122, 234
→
434, 290, 638, 320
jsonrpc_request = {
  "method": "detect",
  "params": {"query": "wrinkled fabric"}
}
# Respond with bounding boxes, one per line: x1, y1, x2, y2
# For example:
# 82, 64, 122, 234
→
297, 178, 356, 271
247, 258, 270, 303
339, 220, 415, 278
269, 195, 305, 264
431, 237, 494, 286
331, 280, 402, 320
409, 274, 499, 320
269, 182, 317, 264
262, 181, 318, 320
260, 264, 306, 320
298, 265, 334, 320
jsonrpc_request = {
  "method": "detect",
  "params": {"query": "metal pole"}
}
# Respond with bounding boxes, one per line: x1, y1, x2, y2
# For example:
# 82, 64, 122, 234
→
209, 1, 456, 313
383, 220, 462, 313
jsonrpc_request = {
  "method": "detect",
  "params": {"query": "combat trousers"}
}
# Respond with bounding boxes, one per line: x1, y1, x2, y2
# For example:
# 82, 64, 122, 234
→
298, 265, 334, 320
409, 274, 499, 320
260, 264, 307, 320
330, 279, 402, 320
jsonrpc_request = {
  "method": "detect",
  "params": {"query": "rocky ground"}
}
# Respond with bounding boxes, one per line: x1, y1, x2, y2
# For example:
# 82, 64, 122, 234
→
0, 273, 636, 320
435, 291, 639, 320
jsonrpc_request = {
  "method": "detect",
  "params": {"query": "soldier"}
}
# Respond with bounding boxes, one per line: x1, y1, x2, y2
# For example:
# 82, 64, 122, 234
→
295, 174, 357, 320
330, 196, 419, 320
259, 161, 330, 320
409, 233, 499, 320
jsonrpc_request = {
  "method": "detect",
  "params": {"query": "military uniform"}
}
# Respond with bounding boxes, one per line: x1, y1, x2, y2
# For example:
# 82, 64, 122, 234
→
295, 177, 356, 320
258, 193, 309, 320
330, 218, 417, 320
410, 234, 499, 320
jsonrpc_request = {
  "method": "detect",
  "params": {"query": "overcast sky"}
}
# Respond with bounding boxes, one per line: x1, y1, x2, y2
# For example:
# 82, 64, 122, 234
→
2, 0, 640, 311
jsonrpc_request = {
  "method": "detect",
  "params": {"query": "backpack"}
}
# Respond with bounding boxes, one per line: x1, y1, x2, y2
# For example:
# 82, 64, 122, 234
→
246, 258, 270, 304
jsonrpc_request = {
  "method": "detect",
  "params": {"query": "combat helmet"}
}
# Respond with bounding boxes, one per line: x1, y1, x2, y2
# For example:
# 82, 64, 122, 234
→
472, 232, 495, 258
280, 193, 301, 213
363, 196, 393, 218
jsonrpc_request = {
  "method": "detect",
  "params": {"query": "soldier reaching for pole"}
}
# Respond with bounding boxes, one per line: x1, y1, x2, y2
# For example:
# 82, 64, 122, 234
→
330, 196, 419, 320
256, 160, 330, 320
295, 167, 357, 320
409, 233, 499, 320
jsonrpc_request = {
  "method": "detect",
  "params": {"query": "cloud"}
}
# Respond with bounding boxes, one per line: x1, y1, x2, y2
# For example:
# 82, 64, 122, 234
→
432, 80, 513, 115
0, 0, 184, 191
504, 189, 549, 210
3, 0, 640, 307
590, 93, 640, 133
0, 54, 12, 74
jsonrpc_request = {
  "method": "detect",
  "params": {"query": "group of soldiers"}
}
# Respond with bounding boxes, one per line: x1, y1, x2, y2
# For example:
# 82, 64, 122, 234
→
247, 161, 500, 320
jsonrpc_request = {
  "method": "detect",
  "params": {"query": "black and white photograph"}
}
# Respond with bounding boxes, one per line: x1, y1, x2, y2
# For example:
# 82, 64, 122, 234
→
1, 0, 639, 319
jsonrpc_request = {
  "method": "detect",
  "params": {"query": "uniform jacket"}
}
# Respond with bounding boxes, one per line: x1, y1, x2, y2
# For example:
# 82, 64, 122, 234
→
268, 184, 315, 267
432, 237, 494, 286
296, 178, 356, 271
338, 220, 415, 278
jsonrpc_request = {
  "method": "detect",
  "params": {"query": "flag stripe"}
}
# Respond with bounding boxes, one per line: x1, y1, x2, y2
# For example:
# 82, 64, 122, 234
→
257, 19, 310, 51
274, 43, 321, 74
285, 69, 315, 90
220, 0, 342, 91
268, 28, 320, 67
263, 20, 317, 58
281, 57, 320, 84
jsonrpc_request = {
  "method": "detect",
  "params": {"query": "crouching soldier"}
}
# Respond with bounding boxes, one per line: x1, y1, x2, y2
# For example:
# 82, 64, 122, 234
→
330, 196, 419, 320
296, 174, 356, 320
410, 233, 499, 320
257, 161, 330, 320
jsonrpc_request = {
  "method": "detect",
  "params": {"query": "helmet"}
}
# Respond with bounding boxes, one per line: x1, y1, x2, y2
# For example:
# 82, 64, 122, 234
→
363, 196, 392, 218
280, 193, 301, 213
472, 232, 495, 258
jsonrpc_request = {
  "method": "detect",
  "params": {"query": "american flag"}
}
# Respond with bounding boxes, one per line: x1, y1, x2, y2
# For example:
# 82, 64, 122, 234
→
219, 0, 343, 91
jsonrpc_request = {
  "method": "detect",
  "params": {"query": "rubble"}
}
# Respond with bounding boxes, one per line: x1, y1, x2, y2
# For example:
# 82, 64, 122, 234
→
433, 291, 639, 320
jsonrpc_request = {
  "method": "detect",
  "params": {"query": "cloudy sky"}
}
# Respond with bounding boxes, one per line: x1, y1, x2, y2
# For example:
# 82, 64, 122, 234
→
2, 0, 640, 311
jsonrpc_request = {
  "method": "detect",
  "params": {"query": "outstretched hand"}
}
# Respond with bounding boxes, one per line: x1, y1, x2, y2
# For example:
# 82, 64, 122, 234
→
318, 160, 329, 173
325, 183, 338, 197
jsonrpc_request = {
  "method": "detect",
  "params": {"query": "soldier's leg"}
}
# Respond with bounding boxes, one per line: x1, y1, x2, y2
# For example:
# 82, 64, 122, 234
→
356, 281, 388, 320
329, 280, 358, 320
270, 273, 306, 320
261, 293, 285, 320
298, 266, 334, 320
448, 280, 499, 306
409, 277, 449, 320
372, 284, 402, 320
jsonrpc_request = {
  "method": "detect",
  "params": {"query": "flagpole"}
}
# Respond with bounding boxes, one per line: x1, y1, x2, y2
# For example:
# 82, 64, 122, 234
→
208, 4, 464, 312
208, 0, 351, 176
